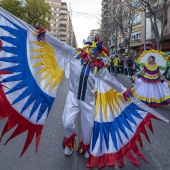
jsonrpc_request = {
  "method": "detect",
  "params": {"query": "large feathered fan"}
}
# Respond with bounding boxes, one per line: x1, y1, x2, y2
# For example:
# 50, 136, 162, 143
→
0, 7, 75, 156
86, 80, 169, 168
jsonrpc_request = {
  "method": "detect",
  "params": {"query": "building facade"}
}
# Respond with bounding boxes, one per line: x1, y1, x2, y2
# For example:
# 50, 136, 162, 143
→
101, 0, 111, 48
147, 0, 170, 53
87, 29, 101, 41
43, 0, 77, 47
101, 0, 170, 57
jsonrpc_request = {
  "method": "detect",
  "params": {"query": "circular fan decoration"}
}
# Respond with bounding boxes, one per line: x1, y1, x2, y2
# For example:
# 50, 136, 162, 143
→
137, 49, 168, 73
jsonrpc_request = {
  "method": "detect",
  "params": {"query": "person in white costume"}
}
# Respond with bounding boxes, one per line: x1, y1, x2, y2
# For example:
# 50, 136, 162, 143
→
62, 39, 128, 157
0, 8, 169, 169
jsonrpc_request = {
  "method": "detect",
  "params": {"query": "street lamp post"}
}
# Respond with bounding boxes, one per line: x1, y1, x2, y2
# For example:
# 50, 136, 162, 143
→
144, 6, 146, 51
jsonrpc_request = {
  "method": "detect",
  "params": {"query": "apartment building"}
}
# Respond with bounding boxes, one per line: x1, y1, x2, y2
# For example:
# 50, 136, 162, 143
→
44, 0, 77, 47
44, 0, 61, 38
113, 1, 144, 57
87, 29, 101, 41
101, 0, 111, 48
162, 3, 170, 53
147, 0, 170, 53
128, 4, 144, 57
101, 0, 170, 57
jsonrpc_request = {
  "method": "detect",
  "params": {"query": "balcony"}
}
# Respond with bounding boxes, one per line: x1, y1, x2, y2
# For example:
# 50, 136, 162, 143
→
60, 23, 67, 27
60, 10, 67, 14
59, 37, 67, 41
131, 39, 141, 43
60, 20, 67, 24
60, 15, 67, 19
130, 39, 141, 47
61, 5, 67, 9
59, 31, 67, 35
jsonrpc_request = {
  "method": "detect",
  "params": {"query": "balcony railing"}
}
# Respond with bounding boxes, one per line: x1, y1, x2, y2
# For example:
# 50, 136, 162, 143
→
60, 15, 67, 19
60, 23, 67, 27
61, 5, 67, 9
59, 37, 67, 40
60, 10, 67, 14
59, 31, 67, 35
130, 39, 141, 43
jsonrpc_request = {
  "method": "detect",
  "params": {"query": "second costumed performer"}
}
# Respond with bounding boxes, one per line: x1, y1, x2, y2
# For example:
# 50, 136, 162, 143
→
62, 39, 169, 168
132, 51, 170, 107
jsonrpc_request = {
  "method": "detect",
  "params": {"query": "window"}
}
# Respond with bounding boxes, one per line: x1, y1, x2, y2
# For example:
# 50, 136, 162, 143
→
56, 19, 59, 21
133, 13, 141, 25
61, 10, 67, 13
61, 14, 67, 19
51, 23, 54, 26
60, 24, 66, 28
131, 31, 141, 42
61, 5, 67, 8
48, 1, 61, 6
51, 7, 54, 10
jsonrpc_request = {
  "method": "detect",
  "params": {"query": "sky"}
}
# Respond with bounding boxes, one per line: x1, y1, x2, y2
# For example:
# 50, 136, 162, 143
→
63, 0, 102, 47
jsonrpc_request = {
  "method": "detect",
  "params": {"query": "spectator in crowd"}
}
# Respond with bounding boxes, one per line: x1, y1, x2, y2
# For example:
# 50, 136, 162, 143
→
124, 57, 128, 76
119, 56, 124, 74
163, 53, 170, 80
126, 56, 133, 78
132, 56, 139, 75
102, 56, 111, 72
110, 57, 114, 73
113, 55, 119, 76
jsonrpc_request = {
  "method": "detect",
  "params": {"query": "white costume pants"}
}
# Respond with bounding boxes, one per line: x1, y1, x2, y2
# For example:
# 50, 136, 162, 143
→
62, 91, 95, 145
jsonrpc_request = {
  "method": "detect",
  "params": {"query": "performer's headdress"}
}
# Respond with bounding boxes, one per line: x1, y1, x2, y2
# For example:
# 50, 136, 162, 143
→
82, 37, 109, 57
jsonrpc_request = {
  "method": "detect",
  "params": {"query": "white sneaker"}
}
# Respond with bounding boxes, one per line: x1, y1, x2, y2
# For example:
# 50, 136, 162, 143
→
64, 147, 73, 156
84, 151, 89, 158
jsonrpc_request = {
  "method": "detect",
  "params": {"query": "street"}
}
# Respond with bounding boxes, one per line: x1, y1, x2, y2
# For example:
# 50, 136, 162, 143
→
0, 74, 170, 170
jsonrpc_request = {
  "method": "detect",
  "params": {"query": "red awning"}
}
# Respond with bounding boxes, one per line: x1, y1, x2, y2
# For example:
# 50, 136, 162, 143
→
162, 40, 170, 50
140, 43, 156, 51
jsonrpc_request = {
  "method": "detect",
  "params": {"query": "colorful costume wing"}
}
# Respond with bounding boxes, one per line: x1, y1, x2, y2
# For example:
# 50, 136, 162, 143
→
0, 8, 75, 156
86, 79, 168, 168
137, 50, 168, 73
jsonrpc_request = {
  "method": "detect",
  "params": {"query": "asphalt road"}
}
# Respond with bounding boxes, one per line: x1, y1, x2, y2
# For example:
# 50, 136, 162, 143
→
0, 74, 170, 170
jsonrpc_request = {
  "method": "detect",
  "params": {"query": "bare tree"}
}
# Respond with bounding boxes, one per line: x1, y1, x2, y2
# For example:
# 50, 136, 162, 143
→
139, 0, 170, 50
109, 0, 139, 56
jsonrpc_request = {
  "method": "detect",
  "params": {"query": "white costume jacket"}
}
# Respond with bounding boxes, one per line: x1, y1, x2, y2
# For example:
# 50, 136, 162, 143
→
62, 52, 126, 150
